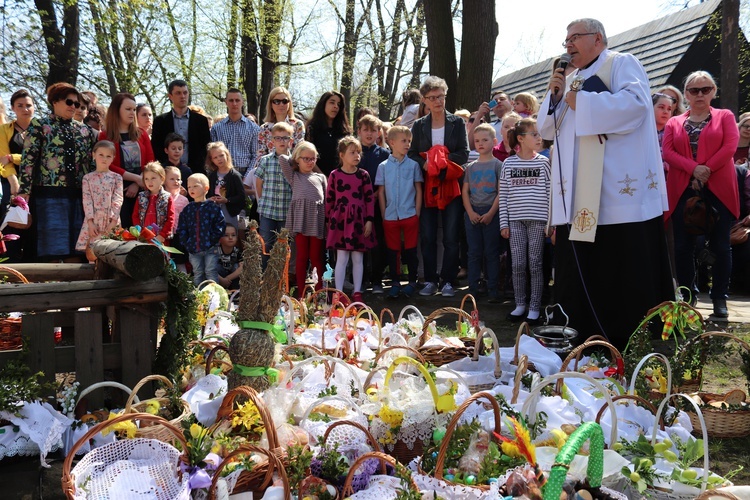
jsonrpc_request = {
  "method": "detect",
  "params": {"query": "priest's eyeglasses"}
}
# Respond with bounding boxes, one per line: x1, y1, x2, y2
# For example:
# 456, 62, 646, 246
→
562, 33, 596, 47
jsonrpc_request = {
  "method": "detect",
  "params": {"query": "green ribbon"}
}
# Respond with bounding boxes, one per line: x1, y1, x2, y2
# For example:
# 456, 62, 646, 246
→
543, 422, 604, 500
238, 320, 288, 344
232, 364, 280, 384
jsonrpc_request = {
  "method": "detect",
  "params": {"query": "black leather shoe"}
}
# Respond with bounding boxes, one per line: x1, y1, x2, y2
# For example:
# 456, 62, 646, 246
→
712, 299, 729, 318
506, 311, 526, 322
525, 316, 541, 326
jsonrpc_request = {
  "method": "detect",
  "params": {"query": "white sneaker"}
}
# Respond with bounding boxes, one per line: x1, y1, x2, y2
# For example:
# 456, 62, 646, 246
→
441, 282, 456, 297
419, 282, 438, 296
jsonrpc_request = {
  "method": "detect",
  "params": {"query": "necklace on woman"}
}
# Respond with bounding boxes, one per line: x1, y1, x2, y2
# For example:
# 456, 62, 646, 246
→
14, 123, 29, 141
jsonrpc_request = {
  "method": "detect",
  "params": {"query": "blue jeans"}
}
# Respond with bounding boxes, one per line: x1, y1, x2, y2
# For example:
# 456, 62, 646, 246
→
464, 205, 501, 293
259, 216, 286, 253
672, 187, 733, 300
189, 246, 221, 286
420, 197, 463, 283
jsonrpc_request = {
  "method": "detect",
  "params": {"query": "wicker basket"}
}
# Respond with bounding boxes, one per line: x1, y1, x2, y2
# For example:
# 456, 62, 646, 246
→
341, 451, 418, 497
594, 393, 666, 435
628, 352, 673, 404
123, 375, 191, 443
556, 338, 626, 394
372, 345, 426, 367
313, 420, 387, 495
431, 391, 503, 492
212, 386, 290, 496
679, 332, 750, 438
204, 344, 233, 376
418, 306, 478, 366
209, 444, 289, 500
0, 266, 28, 351
61, 412, 189, 500
466, 326, 502, 393
510, 322, 538, 372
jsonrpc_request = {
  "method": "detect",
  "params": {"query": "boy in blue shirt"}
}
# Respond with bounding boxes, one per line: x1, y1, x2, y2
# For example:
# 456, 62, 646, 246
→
375, 126, 423, 298
176, 173, 226, 285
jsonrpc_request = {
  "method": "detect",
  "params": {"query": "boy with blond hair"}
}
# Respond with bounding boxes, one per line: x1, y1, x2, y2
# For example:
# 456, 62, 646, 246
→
375, 126, 423, 298
176, 173, 225, 285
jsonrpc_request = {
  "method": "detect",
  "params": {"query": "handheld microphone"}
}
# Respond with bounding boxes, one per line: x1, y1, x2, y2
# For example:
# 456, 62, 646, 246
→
554, 53, 572, 95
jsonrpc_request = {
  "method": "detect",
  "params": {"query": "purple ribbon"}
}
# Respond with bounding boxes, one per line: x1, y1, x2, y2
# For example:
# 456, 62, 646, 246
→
181, 463, 213, 490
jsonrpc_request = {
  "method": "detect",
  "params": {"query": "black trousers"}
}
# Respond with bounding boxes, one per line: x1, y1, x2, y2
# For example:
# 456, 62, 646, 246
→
553, 215, 674, 351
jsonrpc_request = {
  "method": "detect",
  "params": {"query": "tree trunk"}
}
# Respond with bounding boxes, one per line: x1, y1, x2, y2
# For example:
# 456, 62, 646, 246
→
456, 0, 498, 110
721, 0, 739, 116
259, 0, 282, 115
35, 0, 80, 87
91, 240, 166, 281
227, 0, 240, 89
423, 0, 457, 110
241, 0, 259, 115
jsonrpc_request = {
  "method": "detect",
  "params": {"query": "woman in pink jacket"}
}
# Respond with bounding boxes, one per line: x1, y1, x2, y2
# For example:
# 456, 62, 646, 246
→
662, 71, 739, 318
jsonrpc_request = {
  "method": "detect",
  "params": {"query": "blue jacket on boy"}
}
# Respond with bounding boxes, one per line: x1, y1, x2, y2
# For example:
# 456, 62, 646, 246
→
176, 201, 226, 253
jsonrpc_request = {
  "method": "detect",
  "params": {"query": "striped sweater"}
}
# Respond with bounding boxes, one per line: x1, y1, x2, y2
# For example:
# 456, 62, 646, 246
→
498, 153, 551, 229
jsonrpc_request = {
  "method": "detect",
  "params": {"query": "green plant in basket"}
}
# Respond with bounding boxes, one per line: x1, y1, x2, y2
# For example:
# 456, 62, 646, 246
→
394, 463, 425, 500
0, 360, 53, 416
287, 444, 313, 496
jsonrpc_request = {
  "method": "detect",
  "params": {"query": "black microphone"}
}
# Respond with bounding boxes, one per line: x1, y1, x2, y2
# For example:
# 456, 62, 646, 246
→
559, 53, 571, 71
554, 54, 572, 95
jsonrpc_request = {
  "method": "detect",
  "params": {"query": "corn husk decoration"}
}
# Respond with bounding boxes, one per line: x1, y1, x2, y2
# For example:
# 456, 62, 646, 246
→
228, 220, 290, 392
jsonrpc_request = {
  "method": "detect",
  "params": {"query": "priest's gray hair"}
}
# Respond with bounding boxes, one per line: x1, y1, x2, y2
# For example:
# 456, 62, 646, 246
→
567, 18, 608, 46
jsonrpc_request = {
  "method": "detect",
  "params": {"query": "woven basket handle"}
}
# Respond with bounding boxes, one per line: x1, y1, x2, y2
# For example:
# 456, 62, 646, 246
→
558, 339, 625, 392
521, 372, 619, 447
419, 307, 472, 346
653, 393, 710, 492
434, 391, 502, 481
124, 374, 173, 412
75, 381, 138, 413
384, 356, 440, 407
354, 307, 381, 354
511, 355, 529, 405
471, 326, 502, 378
397, 304, 425, 323
205, 344, 231, 376
214, 386, 279, 450
512, 322, 532, 365
373, 345, 426, 366
380, 307, 395, 325
208, 444, 289, 500
341, 451, 416, 497
61, 412, 189, 500
363, 365, 387, 390
299, 394, 364, 425
543, 422, 604, 500
627, 352, 672, 400
695, 490, 741, 500
0, 266, 30, 283
594, 394, 665, 431
280, 295, 296, 345
322, 420, 386, 473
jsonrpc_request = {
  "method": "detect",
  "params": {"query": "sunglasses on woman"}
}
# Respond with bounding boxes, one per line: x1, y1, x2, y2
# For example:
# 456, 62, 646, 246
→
64, 98, 81, 108
272, 99, 290, 105
686, 86, 714, 96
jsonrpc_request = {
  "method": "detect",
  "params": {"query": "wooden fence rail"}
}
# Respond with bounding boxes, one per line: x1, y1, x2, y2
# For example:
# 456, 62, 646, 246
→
0, 271, 167, 407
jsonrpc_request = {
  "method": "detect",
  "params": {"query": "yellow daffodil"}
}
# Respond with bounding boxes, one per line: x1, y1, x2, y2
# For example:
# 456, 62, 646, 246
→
378, 405, 404, 427
190, 423, 207, 440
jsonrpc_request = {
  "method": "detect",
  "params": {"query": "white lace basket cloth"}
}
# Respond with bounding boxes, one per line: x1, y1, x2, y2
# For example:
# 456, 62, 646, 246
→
62, 413, 189, 500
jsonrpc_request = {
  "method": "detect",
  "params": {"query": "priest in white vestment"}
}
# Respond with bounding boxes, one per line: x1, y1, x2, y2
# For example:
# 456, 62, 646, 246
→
537, 18, 674, 349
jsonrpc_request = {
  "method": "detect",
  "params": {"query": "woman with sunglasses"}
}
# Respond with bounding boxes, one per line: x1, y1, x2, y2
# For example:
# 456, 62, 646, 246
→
100, 93, 155, 227
18, 82, 96, 261
662, 70, 739, 318
256, 87, 305, 167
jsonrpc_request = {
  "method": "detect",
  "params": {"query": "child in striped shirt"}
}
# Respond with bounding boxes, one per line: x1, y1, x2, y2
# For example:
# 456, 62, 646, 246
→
499, 118, 551, 324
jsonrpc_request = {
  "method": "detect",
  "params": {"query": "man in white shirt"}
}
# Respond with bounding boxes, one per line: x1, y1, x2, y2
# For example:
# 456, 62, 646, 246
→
537, 18, 673, 349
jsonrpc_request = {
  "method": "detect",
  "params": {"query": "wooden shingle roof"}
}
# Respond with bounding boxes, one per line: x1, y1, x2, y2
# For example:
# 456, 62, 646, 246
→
491, 0, 721, 98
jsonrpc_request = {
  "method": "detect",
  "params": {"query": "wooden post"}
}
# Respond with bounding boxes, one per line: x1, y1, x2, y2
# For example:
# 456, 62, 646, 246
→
74, 311, 104, 408
22, 313, 56, 398
0, 263, 95, 282
119, 306, 156, 398
90, 239, 166, 281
